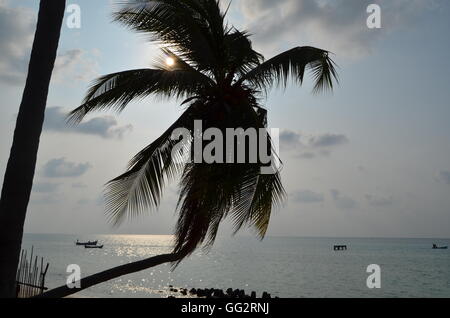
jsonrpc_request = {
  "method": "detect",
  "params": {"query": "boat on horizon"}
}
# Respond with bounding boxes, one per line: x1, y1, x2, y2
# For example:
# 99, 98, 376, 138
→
84, 244, 103, 249
75, 239, 98, 246
432, 244, 448, 250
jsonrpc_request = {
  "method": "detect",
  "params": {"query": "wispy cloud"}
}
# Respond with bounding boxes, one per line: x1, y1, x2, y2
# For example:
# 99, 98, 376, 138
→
365, 194, 394, 207
291, 190, 325, 204
0, 0, 35, 85
71, 182, 87, 189
280, 130, 348, 159
42, 158, 91, 178
0, 1, 99, 86
32, 182, 60, 193
437, 170, 450, 185
44, 107, 133, 139
52, 49, 100, 84
239, 0, 443, 58
330, 189, 357, 210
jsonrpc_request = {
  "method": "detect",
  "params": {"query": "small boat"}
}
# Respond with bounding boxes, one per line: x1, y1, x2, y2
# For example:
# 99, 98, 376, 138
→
84, 244, 103, 249
432, 244, 448, 250
75, 240, 98, 246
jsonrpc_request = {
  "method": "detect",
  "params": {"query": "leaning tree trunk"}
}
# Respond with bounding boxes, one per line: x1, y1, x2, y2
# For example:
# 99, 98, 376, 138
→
37, 252, 182, 298
0, 0, 66, 298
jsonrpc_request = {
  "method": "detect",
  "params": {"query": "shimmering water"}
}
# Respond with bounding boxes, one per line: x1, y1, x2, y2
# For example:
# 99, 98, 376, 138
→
21, 234, 450, 298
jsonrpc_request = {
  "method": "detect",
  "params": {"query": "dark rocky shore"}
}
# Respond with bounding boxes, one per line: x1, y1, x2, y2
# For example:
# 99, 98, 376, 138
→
167, 286, 277, 299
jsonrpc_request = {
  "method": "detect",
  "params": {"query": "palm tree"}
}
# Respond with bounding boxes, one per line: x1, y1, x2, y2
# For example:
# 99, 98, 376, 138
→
40, 0, 337, 297
0, 0, 66, 298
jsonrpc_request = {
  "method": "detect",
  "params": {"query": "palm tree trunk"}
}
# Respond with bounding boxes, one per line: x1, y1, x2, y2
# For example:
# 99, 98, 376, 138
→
37, 252, 182, 298
0, 0, 66, 298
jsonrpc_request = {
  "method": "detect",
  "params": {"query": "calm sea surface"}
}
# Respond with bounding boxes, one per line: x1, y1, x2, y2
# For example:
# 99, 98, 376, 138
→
21, 234, 450, 298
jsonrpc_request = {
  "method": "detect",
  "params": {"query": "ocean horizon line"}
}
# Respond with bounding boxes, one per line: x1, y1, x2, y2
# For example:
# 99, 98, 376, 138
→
23, 233, 450, 240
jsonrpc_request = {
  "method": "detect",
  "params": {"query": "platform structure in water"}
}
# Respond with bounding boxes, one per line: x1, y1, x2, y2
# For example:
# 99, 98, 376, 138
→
333, 245, 347, 251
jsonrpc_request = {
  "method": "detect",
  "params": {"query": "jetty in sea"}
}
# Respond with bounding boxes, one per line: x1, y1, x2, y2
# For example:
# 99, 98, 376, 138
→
333, 245, 347, 251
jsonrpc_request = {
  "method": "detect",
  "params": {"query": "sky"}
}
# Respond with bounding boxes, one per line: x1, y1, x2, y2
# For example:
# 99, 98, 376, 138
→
1, 0, 450, 238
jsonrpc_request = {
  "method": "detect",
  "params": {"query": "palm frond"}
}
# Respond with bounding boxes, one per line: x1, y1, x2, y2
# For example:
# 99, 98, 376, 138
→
173, 163, 248, 258
232, 171, 286, 238
172, 99, 285, 259
223, 29, 263, 81
113, 0, 223, 72
173, 160, 285, 261
237, 46, 338, 94
67, 68, 213, 123
104, 102, 202, 226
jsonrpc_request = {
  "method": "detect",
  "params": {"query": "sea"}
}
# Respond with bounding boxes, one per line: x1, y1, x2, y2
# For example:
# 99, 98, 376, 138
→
21, 234, 450, 298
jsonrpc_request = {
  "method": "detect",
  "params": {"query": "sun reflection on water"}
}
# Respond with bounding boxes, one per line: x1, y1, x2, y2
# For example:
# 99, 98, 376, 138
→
98, 235, 174, 258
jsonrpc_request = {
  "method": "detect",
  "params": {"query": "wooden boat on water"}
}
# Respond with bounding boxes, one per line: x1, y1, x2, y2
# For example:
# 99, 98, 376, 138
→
84, 244, 103, 249
432, 244, 448, 250
75, 240, 98, 246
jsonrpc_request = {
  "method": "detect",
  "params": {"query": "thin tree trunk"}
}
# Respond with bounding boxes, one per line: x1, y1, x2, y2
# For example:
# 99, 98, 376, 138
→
0, 0, 66, 298
37, 253, 182, 298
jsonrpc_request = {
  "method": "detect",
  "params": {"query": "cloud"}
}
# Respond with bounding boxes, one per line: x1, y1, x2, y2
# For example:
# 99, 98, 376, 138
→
32, 182, 60, 193
365, 194, 394, 207
52, 49, 99, 84
278, 130, 299, 145
298, 152, 316, 160
437, 171, 450, 185
307, 134, 349, 148
291, 190, 324, 204
330, 189, 357, 210
42, 158, 91, 178
0, 1, 98, 86
0, 1, 36, 85
238, 0, 443, 58
72, 182, 87, 189
76, 198, 90, 205
280, 130, 348, 159
44, 107, 133, 139
357, 165, 366, 173
29, 194, 59, 205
